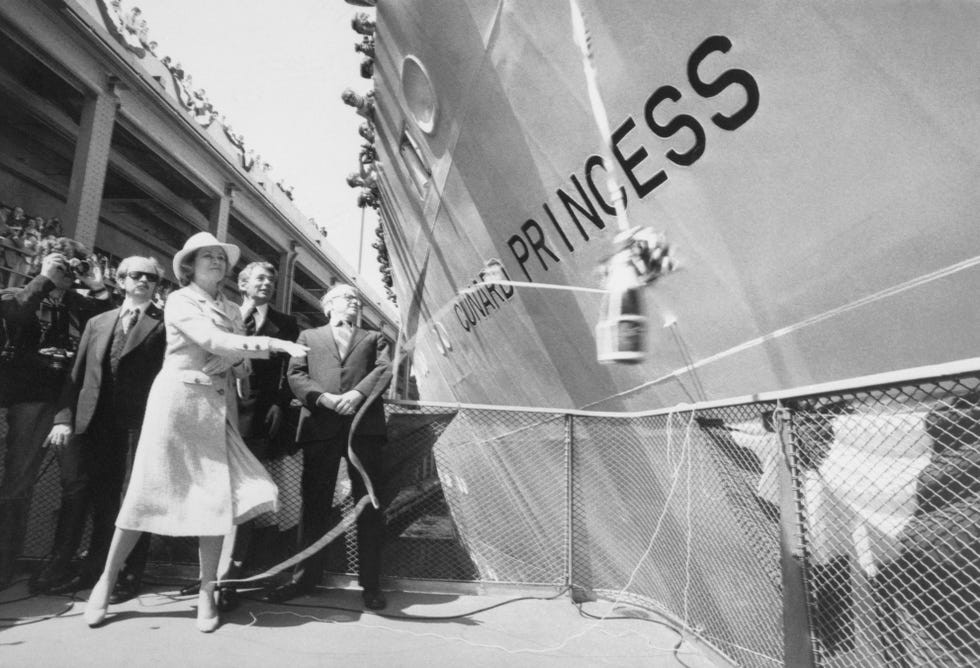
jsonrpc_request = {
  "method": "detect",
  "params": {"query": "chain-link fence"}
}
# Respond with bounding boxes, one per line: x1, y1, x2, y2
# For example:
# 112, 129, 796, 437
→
569, 408, 784, 666
5, 369, 980, 667
782, 375, 980, 668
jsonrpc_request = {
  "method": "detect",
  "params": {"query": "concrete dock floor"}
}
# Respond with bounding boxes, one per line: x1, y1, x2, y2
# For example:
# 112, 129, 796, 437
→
0, 578, 721, 667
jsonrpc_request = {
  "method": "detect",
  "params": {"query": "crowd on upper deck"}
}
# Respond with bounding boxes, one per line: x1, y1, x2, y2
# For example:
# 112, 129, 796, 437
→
0, 201, 136, 294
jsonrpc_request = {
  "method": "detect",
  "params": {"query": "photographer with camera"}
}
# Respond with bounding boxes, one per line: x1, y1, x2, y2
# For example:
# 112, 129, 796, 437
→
0, 237, 114, 587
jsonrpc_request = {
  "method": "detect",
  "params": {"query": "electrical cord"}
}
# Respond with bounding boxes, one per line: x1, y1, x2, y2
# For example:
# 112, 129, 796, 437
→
0, 576, 30, 595
32, 452, 56, 485
141, 578, 200, 588
1, 581, 693, 664
0, 591, 78, 627
235, 584, 572, 621
0, 589, 42, 605
575, 602, 694, 668
19, 579, 573, 623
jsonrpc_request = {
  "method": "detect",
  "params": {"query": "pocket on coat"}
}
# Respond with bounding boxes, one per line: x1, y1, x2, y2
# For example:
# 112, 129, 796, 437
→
178, 369, 213, 386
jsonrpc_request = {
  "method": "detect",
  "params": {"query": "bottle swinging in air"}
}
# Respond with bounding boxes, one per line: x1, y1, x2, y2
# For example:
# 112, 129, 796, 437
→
595, 248, 647, 364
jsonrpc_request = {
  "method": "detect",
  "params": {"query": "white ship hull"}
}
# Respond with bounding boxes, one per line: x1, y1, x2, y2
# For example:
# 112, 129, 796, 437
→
371, 0, 980, 411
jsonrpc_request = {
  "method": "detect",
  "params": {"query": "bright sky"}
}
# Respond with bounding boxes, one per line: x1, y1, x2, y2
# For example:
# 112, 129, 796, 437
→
134, 0, 383, 296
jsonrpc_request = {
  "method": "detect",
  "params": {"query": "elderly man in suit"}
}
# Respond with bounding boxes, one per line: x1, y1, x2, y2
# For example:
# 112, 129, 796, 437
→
265, 283, 391, 610
213, 261, 299, 611
38, 256, 167, 598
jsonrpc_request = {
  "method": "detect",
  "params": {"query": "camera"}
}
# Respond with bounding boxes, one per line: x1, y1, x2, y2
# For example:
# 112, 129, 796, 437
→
37, 346, 73, 371
68, 257, 92, 278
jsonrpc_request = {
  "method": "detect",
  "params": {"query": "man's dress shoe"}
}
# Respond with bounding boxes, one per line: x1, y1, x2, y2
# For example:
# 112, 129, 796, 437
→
31, 561, 72, 594
108, 575, 140, 604
46, 573, 85, 595
263, 581, 313, 604
178, 581, 201, 596
216, 586, 240, 612
362, 588, 387, 611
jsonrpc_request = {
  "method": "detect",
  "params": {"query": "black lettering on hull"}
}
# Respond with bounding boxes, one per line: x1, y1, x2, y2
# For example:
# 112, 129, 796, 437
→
500, 33, 757, 285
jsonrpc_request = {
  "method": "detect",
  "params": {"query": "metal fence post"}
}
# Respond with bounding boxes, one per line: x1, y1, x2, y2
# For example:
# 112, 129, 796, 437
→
565, 412, 577, 598
775, 405, 819, 667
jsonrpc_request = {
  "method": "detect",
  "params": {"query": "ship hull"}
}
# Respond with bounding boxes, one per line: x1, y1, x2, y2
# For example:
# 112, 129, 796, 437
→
371, 0, 980, 411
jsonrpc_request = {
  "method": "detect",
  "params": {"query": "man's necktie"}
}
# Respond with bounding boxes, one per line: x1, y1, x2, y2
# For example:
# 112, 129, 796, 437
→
244, 307, 257, 335
110, 310, 138, 376
335, 320, 351, 358
122, 308, 139, 335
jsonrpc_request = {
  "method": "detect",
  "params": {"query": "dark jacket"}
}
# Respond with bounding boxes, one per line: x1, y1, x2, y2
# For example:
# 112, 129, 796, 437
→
901, 397, 980, 561
880, 397, 980, 651
288, 322, 390, 444
53, 303, 166, 433
0, 275, 113, 406
239, 306, 299, 458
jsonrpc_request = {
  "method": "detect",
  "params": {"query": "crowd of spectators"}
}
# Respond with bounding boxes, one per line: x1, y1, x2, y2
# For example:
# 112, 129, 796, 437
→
0, 201, 121, 291
0, 204, 64, 286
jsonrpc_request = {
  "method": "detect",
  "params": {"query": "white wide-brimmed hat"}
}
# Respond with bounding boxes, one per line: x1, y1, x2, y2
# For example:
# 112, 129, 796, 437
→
172, 231, 241, 277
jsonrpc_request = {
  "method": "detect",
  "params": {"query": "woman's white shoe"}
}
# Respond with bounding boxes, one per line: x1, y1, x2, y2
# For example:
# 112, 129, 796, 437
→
84, 577, 111, 627
196, 587, 220, 633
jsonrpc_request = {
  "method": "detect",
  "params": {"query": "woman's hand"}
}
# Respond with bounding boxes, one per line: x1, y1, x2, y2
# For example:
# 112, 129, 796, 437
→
270, 339, 309, 358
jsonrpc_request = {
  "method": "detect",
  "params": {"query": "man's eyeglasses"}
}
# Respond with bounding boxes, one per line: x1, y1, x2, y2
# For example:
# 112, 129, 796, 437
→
126, 271, 160, 282
332, 294, 360, 302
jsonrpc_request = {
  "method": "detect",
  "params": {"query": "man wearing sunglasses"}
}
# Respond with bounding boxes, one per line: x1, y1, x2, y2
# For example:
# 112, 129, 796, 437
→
37, 256, 167, 597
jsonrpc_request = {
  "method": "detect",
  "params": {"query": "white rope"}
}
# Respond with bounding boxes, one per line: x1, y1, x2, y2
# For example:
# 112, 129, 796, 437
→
240, 608, 694, 657
215, 404, 734, 661
597, 409, 697, 618
583, 253, 980, 408
697, 632, 785, 664
569, 0, 630, 234
214, 495, 371, 586
460, 279, 606, 295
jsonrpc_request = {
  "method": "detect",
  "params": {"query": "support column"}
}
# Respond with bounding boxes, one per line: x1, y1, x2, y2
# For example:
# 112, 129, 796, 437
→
64, 82, 120, 248
776, 405, 819, 667
276, 241, 298, 312
209, 184, 235, 242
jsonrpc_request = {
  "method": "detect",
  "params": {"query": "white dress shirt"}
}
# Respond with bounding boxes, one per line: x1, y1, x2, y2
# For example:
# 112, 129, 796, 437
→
119, 299, 149, 334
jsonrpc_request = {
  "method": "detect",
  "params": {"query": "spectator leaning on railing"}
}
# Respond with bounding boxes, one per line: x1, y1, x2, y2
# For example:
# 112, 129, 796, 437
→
874, 395, 980, 664
0, 237, 115, 587
0, 204, 72, 286
0, 204, 12, 237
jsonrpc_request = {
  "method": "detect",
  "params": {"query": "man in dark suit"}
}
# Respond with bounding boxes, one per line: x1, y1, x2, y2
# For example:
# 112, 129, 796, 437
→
38, 256, 167, 598
214, 261, 299, 610
265, 283, 391, 609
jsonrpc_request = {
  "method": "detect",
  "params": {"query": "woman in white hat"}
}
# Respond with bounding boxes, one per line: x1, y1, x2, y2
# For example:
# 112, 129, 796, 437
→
84, 232, 308, 632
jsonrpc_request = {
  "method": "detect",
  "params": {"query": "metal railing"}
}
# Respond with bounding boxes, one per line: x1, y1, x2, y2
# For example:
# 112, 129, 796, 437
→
0, 239, 37, 287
